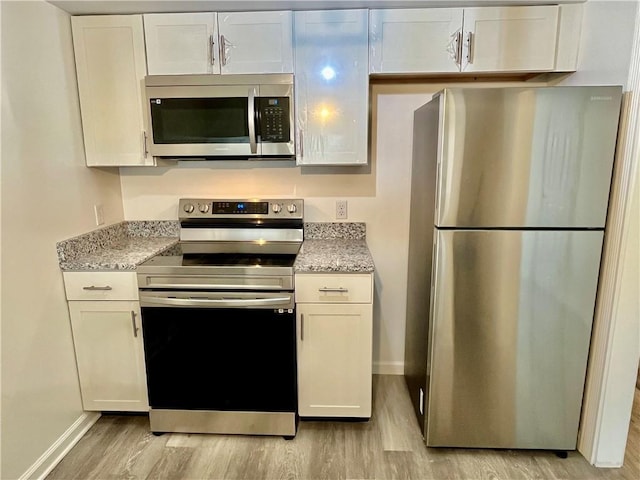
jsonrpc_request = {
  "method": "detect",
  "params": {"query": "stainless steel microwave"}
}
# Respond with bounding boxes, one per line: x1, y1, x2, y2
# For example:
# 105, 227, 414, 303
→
144, 74, 295, 160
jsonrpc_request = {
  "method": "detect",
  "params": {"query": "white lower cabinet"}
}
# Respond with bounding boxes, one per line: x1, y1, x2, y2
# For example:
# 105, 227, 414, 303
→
64, 272, 148, 412
295, 273, 373, 418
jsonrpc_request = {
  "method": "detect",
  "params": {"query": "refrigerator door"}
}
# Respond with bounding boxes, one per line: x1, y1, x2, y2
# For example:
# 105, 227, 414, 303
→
436, 86, 622, 228
426, 229, 603, 449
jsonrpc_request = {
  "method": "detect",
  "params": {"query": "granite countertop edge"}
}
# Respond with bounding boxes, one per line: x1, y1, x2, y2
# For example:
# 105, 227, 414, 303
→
57, 221, 180, 272
57, 221, 374, 273
293, 238, 375, 274
58, 237, 179, 272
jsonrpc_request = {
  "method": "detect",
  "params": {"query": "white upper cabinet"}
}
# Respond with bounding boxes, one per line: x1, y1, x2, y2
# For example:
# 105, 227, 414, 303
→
461, 6, 559, 73
370, 5, 564, 74
144, 11, 293, 75
144, 13, 218, 75
294, 10, 369, 166
218, 11, 293, 74
72, 15, 153, 166
369, 8, 464, 74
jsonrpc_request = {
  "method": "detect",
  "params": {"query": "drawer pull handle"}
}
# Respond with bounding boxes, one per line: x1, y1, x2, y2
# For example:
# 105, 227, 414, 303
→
82, 285, 113, 291
301, 313, 304, 341
318, 287, 348, 293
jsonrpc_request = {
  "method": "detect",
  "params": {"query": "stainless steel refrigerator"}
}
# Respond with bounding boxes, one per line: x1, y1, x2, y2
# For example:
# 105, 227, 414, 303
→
405, 86, 622, 450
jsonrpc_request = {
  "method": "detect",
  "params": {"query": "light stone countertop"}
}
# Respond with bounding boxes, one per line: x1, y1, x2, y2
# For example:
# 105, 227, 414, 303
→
293, 239, 375, 273
59, 236, 179, 271
57, 221, 179, 271
57, 221, 374, 273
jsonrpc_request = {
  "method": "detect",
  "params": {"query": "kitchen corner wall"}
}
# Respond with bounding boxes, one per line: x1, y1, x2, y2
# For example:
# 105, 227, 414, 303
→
120, 84, 441, 374
1, 1, 125, 479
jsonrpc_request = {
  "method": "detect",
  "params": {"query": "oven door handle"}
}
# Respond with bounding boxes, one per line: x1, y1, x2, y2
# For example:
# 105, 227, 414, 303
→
139, 295, 293, 308
141, 283, 287, 291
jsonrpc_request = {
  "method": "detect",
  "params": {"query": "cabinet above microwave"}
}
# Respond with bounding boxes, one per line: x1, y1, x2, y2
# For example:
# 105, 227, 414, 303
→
144, 74, 295, 160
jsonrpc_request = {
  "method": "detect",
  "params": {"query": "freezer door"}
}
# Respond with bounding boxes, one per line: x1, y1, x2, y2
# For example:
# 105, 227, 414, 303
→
426, 229, 603, 449
436, 86, 621, 228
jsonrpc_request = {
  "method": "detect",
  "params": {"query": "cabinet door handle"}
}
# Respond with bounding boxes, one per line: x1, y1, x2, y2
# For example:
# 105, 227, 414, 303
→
318, 287, 348, 293
301, 313, 304, 341
82, 285, 112, 291
142, 131, 148, 159
220, 34, 227, 66
131, 311, 139, 338
465, 31, 474, 65
210, 34, 216, 66
299, 129, 304, 159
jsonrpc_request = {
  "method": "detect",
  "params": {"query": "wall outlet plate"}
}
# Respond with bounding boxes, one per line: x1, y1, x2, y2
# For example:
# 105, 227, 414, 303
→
336, 200, 348, 219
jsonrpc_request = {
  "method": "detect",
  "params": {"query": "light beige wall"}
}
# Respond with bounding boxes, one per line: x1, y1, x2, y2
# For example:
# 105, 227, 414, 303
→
0, 1, 125, 478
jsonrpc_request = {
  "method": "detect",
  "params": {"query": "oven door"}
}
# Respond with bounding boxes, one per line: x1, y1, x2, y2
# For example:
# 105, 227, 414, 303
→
139, 290, 297, 413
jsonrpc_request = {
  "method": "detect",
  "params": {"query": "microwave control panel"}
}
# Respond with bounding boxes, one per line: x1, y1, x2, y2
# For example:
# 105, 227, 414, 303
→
257, 97, 291, 142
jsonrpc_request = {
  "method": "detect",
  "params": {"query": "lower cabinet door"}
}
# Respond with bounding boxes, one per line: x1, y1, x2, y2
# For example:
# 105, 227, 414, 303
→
68, 301, 149, 411
297, 303, 373, 417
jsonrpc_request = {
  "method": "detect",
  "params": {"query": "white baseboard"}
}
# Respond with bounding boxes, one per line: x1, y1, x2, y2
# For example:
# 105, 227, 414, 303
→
19, 412, 101, 480
374, 361, 404, 375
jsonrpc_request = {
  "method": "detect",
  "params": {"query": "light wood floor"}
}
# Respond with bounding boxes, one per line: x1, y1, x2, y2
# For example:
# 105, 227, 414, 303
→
47, 375, 640, 480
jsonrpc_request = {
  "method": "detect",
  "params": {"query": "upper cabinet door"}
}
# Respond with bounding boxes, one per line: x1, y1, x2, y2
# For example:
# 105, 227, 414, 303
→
294, 10, 369, 166
218, 11, 293, 74
144, 13, 218, 75
461, 6, 559, 73
72, 15, 153, 167
369, 8, 464, 74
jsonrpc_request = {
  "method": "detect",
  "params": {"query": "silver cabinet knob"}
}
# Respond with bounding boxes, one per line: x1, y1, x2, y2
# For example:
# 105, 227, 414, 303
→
272, 203, 282, 214
287, 204, 297, 214
184, 203, 195, 213
199, 203, 210, 213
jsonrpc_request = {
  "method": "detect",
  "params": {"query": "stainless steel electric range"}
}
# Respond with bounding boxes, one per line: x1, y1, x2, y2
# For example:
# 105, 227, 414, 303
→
136, 198, 303, 438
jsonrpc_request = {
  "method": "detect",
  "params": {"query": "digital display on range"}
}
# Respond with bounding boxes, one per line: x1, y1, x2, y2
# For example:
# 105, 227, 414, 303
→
212, 201, 269, 214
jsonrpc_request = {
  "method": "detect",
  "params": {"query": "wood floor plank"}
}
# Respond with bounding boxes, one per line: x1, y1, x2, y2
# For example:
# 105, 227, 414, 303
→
376, 375, 426, 452
45, 378, 640, 480
299, 421, 346, 480
177, 435, 238, 480
344, 419, 380, 480
144, 446, 194, 480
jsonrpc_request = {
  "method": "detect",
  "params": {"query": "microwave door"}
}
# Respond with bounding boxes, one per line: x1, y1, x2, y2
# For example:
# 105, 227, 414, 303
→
147, 85, 260, 157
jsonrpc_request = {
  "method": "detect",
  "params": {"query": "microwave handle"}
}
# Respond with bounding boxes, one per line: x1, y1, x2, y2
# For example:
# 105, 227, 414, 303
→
248, 87, 257, 154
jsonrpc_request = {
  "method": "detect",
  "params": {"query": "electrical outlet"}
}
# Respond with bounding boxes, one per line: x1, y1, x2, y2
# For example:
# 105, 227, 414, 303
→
336, 200, 348, 220
94, 204, 105, 226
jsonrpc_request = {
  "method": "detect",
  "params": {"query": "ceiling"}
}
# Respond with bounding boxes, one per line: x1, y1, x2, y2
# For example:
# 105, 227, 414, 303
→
48, 0, 573, 15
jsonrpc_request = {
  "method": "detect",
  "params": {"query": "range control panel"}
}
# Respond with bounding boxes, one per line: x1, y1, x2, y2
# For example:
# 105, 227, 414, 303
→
179, 198, 304, 220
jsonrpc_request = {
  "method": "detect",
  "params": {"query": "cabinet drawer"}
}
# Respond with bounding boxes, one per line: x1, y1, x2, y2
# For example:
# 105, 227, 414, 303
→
63, 272, 139, 301
295, 273, 373, 304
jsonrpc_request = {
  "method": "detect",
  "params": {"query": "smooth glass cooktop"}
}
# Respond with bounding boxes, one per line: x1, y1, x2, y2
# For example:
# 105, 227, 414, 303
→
181, 253, 296, 268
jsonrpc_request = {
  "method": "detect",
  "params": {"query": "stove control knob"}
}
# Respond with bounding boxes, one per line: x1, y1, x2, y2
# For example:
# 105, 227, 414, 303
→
287, 204, 298, 214
198, 203, 210, 214
183, 203, 195, 214
272, 203, 282, 214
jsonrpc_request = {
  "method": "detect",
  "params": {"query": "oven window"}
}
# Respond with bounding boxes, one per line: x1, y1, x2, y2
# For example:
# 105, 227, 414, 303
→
150, 97, 249, 144
141, 306, 297, 412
